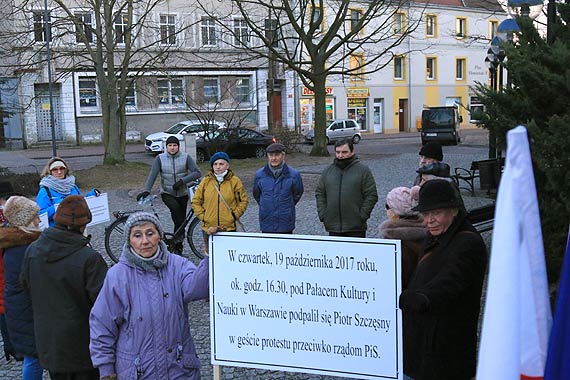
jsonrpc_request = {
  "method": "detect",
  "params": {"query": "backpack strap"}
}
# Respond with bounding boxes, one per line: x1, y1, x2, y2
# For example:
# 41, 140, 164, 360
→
42, 186, 54, 204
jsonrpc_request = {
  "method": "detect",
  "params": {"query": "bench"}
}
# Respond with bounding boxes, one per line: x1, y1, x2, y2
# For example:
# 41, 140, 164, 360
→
452, 158, 505, 195
467, 203, 495, 233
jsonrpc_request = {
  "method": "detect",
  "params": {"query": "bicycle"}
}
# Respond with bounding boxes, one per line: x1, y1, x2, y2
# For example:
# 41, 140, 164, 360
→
104, 183, 206, 263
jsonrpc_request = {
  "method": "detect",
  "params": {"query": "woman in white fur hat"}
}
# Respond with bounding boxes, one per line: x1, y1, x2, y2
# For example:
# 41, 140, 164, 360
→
0, 196, 44, 379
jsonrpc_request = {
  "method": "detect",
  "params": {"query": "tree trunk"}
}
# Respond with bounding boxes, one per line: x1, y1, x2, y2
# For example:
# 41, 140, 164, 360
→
309, 74, 330, 157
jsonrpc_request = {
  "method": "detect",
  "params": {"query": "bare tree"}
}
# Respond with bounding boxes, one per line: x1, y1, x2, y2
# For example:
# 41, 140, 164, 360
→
197, 0, 423, 156
1, 0, 198, 163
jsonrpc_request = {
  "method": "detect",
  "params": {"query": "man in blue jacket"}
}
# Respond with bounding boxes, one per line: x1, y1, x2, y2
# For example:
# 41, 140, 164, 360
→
253, 143, 304, 233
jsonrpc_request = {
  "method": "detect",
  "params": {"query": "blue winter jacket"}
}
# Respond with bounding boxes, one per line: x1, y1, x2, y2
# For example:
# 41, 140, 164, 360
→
253, 163, 304, 233
36, 185, 97, 226
89, 243, 209, 380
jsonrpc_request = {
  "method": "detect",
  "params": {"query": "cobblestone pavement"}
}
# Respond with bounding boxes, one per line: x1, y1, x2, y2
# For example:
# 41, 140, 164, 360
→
0, 143, 493, 379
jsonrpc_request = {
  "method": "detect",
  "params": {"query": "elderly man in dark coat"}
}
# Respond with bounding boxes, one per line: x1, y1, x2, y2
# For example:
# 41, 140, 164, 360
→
399, 179, 487, 380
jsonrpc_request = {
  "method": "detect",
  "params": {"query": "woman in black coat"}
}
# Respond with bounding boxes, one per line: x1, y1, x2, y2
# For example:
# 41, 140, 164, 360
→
399, 180, 487, 380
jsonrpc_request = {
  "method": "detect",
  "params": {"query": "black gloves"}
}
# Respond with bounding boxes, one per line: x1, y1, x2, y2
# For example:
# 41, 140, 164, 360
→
136, 191, 150, 201
399, 290, 430, 312
172, 179, 184, 191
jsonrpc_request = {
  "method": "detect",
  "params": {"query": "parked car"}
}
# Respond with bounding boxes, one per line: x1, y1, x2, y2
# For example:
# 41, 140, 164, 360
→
144, 120, 225, 153
305, 119, 362, 145
420, 106, 462, 145
196, 127, 276, 163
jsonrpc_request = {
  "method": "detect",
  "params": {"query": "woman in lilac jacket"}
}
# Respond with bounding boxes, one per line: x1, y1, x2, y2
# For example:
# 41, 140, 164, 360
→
89, 212, 209, 380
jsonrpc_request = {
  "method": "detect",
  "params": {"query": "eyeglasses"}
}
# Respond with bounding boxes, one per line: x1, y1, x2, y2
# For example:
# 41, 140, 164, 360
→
50, 167, 66, 172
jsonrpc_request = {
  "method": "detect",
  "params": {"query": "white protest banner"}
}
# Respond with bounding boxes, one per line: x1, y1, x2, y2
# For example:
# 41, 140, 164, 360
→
209, 233, 402, 380
85, 193, 110, 227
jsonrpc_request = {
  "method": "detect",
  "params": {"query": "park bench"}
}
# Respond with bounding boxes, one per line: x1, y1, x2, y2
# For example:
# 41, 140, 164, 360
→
467, 203, 495, 233
452, 158, 505, 195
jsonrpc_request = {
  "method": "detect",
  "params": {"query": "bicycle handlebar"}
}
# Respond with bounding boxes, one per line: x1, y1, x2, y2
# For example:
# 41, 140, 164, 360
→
138, 194, 158, 205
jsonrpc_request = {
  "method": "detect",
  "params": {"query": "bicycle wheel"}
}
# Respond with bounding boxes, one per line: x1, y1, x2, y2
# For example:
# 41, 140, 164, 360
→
104, 215, 129, 263
187, 217, 205, 259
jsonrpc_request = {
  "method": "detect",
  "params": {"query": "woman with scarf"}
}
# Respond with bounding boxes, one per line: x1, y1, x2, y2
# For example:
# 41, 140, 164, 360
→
89, 212, 209, 380
36, 157, 99, 226
191, 152, 248, 252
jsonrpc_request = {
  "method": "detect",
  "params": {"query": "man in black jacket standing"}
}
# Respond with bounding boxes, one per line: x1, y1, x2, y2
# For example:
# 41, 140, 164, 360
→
315, 139, 378, 237
21, 195, 108, 380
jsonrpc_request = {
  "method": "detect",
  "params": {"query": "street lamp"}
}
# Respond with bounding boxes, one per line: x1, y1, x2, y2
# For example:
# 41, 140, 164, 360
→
507, 0, 544, 19
485, 37, 506, 159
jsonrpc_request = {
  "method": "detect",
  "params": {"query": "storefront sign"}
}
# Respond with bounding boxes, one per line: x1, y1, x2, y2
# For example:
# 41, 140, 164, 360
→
302, 87, 334, 96
346, 88, 370, 98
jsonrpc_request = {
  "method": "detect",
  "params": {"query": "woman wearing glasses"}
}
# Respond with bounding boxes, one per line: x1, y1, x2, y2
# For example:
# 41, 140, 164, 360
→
36, 157, 99, 227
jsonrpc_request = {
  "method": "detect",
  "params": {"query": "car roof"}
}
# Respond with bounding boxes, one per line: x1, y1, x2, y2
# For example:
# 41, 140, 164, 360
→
176, 120, 225, 126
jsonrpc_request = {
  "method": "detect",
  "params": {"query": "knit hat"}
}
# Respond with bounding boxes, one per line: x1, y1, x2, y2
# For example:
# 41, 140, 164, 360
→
416, 162, 451, 177
412, 179, 462, 212
165, 136, 180, 146
419, 142, 443, 161
266, 143, 286, 153
54, 195, 92, 228
49, 160, 67, 171
124, 212, 164, 245
4, 196, 39, 227
386, 187, 420, 217
209, 151, 230, 166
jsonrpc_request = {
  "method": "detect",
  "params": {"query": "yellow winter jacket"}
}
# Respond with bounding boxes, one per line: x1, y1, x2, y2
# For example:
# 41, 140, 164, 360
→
191, 170, 248, 231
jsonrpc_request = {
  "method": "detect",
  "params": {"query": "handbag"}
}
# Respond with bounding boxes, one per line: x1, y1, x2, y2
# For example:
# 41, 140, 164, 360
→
212, 184, 246, 232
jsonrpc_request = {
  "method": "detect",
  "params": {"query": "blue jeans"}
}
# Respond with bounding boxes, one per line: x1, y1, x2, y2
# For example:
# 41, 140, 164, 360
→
23, 355, 43, 380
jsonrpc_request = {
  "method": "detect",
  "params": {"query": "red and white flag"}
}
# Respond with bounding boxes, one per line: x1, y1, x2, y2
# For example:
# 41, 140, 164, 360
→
476, 126, 552, 380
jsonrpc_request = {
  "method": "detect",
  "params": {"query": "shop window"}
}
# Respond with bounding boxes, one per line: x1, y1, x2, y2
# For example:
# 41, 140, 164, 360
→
469, 96, 484, 123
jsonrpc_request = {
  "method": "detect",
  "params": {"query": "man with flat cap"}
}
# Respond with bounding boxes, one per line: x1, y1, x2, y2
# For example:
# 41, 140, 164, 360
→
399, 179, 487, 380
253, 143, 304, 234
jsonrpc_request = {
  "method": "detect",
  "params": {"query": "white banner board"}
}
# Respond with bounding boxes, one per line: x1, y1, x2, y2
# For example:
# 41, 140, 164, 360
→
209, 233, 402, 379
85, 193, 110, 227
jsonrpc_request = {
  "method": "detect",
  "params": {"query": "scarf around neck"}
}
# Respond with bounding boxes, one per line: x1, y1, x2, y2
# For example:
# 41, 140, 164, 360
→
334, 155, 356, 170
123, 241, 168, 272
39, 175, 77, 195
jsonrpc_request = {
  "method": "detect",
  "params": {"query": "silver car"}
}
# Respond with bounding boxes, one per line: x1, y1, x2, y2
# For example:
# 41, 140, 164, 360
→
305, 119, 362, 145
144, 120, 225, 153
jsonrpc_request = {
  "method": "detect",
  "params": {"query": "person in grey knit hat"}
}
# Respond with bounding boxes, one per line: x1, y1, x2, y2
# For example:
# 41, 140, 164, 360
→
90, 210, 209, 380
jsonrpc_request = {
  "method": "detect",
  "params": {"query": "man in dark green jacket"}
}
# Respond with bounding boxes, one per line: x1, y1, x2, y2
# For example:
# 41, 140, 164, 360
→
315, 139, 378, 237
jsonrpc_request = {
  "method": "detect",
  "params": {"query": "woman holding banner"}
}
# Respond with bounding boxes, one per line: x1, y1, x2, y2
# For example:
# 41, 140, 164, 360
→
36, 157, 99, 226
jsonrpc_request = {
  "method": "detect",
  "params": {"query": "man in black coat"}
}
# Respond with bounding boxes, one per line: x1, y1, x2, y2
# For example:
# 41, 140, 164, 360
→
399, 180, 487, 380
21, 195, 108, 380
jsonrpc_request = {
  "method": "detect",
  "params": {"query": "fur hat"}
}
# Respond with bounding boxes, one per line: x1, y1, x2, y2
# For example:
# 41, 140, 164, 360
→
4, 196, 40, 227
165, 136, 180, 146
416, 162, 451, 177
419, 142, 443, 161
413, 179, 462, 212
209, 151, 230, 166
124, 212, 163, 245
54, 195, 92, 228
386, 187, 420, 217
